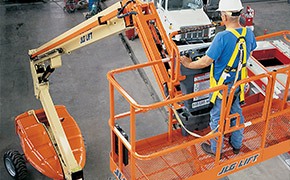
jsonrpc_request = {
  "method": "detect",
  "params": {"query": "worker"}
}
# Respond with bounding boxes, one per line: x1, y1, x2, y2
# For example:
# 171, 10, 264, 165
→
180, 0, 257, 156
88, 0, 95, 11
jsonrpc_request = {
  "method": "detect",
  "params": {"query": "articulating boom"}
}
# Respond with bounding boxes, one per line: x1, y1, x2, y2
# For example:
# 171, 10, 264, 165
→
22, 0, 185, 179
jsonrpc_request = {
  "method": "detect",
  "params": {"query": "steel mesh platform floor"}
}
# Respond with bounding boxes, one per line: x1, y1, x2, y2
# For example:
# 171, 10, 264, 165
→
120, 105, 290, 180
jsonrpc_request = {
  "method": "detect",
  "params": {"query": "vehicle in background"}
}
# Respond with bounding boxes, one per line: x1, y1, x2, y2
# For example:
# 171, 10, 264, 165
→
203, 0, 220, 20
155, 0, 216, 44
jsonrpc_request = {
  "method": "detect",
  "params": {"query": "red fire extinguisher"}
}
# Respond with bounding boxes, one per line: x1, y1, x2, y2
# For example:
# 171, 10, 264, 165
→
241, 6, 255, 31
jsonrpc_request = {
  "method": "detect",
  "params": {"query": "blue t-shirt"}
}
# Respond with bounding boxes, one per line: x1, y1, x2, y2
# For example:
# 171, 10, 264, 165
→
206, 28, 257, 83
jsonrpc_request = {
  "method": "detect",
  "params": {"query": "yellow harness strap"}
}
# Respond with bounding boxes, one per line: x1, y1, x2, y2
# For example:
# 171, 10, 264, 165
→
210, 28, 247, 104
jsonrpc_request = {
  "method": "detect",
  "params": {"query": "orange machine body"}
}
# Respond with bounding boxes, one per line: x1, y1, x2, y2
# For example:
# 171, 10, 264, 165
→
15, 105, 86, 179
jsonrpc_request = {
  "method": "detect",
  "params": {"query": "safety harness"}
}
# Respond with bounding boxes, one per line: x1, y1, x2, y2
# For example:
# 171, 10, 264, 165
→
209, 27, 248, 105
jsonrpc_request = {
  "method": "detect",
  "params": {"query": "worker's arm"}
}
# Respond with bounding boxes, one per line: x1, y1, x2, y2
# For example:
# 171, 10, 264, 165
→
180, 55, 213, 69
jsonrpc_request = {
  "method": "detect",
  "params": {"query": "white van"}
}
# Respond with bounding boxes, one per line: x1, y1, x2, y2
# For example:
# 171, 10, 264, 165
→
156, 0, 216, 44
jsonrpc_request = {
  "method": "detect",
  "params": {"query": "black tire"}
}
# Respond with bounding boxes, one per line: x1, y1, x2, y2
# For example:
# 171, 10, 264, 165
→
3, 150, 27, 180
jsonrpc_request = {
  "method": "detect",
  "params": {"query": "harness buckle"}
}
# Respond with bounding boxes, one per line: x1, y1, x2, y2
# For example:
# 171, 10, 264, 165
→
224, 65, 234, 73
236, 36, 245, 44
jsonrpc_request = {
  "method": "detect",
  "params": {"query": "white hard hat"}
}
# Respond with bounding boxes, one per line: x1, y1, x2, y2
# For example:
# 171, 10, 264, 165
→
216, 0, 243, 12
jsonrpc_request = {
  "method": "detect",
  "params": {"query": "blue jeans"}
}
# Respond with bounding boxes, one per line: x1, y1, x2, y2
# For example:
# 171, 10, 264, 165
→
209, 84, 244, 153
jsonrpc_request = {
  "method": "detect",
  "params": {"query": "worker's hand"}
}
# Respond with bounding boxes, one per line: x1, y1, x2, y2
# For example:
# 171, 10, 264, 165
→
180, 56, 192, 68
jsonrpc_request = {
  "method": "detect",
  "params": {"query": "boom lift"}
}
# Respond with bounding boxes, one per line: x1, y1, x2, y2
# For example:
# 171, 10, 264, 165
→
3, 0, 290, 179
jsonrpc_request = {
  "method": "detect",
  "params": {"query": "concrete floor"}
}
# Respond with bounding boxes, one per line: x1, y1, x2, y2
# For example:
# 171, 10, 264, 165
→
0, 0, 289, 180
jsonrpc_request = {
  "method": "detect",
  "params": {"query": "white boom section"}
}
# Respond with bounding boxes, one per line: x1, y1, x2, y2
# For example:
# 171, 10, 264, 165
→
28, 2, 128, 179
29, 2, 126, 63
